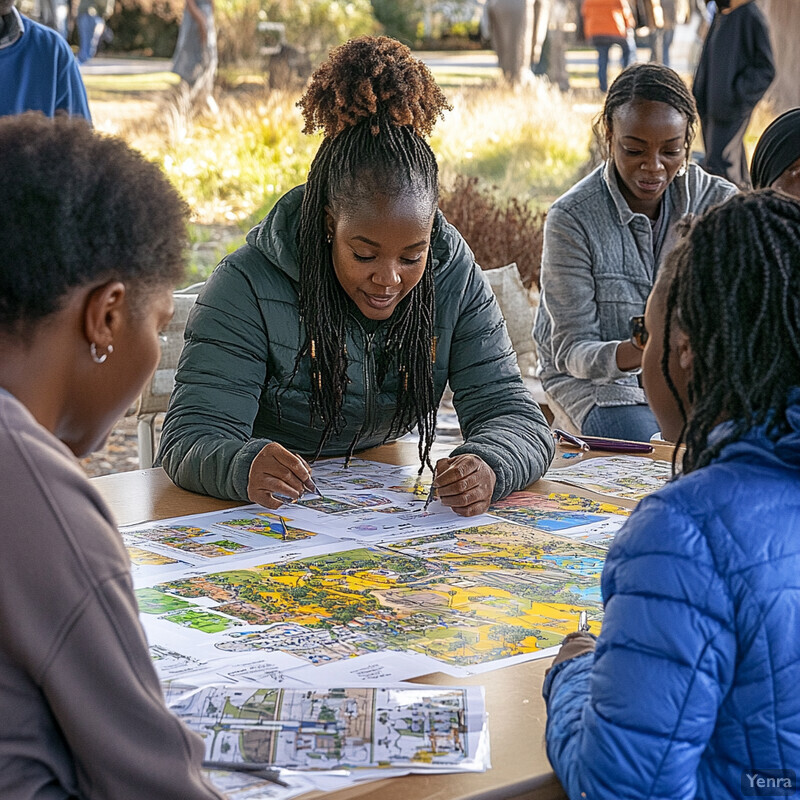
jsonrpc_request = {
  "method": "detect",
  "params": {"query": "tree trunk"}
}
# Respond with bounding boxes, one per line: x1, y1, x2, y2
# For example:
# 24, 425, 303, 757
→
761, 0, 800, 112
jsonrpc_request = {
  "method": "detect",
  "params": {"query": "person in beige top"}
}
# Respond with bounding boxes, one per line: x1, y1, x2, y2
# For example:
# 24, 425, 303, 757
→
0, 114, 223, 799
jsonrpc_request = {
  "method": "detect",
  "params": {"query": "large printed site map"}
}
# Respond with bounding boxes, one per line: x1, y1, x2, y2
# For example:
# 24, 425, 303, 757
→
125, 458, 633, 687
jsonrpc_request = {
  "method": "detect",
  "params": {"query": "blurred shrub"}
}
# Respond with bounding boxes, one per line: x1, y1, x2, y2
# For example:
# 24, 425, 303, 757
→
439, 175, 546, 289
370, 0, 423, 45
215, 0, 377, 66
113, 0, 181, 56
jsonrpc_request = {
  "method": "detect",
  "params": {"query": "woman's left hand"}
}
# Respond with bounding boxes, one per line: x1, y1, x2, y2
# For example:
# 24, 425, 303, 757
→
433, 454, 496, 517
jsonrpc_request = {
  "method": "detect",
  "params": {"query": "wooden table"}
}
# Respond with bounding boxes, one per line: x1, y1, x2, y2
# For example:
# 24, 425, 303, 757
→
92, 440, 675, 800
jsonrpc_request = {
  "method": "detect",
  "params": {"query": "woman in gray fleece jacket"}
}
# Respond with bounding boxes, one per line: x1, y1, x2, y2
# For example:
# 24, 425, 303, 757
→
534, 63, 736, 441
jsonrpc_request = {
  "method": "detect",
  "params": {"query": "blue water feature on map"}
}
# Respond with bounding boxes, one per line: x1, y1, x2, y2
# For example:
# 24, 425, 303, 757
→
540, 554, 603, 575
566, 584, 603, 603
535, 513, 606, 532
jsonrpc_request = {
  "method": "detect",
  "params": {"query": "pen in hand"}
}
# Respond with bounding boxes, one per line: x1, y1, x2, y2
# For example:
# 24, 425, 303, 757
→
303, 474, 323, 498
274, 469, 324, 505
421, 467, 437, 513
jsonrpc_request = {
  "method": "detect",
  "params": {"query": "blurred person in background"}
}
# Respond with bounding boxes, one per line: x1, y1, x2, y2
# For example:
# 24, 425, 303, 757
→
692, 0, 774, 187
172, 0, 217, 109
0, 0, 90, 118
76, 0, 114, 64
581, 0, 637, 92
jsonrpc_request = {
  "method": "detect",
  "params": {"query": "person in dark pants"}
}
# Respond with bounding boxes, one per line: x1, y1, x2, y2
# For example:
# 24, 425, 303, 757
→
692, 0, 774, 188
581, 0, 637, 93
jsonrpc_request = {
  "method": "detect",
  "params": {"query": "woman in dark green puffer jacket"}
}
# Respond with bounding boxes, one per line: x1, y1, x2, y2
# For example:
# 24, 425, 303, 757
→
158, 36, 554, 515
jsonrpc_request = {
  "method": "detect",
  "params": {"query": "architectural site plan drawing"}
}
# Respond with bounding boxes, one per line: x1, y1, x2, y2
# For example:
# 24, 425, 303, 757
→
170, 685, 487, 774
122, 459, 633, 687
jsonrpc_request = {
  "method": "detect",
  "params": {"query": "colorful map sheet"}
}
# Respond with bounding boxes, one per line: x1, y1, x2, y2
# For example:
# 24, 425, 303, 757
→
545, 455, 673, 500
124, 459, 632, 689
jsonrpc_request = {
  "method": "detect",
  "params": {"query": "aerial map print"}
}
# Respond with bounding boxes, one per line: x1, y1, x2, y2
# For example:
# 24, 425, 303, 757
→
545, 455, 672, 500
124, 458, 636, 686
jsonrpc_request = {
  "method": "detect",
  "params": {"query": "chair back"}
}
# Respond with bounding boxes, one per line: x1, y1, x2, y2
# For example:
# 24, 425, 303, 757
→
484, 262, 537, 373
136, 288, 199, 418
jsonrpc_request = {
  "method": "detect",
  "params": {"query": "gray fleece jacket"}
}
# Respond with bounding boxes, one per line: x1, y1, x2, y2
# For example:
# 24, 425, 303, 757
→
534, 161, 736, 428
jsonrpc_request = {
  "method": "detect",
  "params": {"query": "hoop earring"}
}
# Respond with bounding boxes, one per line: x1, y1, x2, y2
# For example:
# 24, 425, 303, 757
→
90, 342, 113, 364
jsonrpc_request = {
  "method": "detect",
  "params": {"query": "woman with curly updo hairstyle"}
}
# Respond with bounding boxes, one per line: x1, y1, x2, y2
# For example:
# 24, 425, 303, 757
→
160, 36, 554, 515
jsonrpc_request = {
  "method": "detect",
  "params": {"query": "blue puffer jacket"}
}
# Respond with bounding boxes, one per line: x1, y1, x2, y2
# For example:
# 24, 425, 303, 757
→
543, 403, 800, 799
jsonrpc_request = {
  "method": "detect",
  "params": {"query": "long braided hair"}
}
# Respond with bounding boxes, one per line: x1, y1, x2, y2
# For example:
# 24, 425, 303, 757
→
661, 190, 800, 474
294, 36, 451, 469
595, 63, 698, 160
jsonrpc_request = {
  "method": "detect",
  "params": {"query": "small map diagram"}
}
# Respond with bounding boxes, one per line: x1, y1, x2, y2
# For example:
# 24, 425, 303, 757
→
216, 513, 316, 542
297, 493, 393, 514
387, 476, 431, 498
149, 644, 207, 677
316, 475, 386, 492
126, 546, 184, 567
170, 686, 471, 770
489, 492, 629, 547
491, 491, 629, 530
124, 525, 252, 559
545, 456, 672, 501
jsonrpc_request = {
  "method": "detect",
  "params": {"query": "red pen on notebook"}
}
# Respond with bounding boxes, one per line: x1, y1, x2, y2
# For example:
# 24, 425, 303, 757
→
553, 429, 654, 454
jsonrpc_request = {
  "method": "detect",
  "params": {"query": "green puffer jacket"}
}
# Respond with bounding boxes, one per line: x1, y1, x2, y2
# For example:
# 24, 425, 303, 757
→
158, 185, 555, 502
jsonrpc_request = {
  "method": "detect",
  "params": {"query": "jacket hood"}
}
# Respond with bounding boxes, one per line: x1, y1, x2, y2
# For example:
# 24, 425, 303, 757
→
246, 184, 456, 284
714, 391, 800, 470
246, 184, 305, 282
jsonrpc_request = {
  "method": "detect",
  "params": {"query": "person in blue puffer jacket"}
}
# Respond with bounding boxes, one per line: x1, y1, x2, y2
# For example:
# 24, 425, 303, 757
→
543, 189, 800, 799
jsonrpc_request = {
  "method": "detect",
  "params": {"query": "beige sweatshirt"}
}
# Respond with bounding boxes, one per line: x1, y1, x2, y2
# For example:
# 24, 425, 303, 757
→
0, 388, 223, 800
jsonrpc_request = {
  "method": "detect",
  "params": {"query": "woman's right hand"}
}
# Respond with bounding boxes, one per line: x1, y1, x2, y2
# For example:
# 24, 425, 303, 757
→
247, 442, 314, 509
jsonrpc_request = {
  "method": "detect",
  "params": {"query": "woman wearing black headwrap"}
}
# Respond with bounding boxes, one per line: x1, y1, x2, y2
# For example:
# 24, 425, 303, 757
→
751, 108, 800, 197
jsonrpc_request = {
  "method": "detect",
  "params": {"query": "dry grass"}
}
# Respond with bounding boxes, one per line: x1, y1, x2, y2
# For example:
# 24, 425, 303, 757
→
85, 73, 595, 281
117, 88, 318, 225
433, 80, 597, 206
98, 75, 594, 227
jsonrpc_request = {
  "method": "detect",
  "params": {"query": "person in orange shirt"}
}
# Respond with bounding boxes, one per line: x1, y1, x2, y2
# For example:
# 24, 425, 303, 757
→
581, 0, 637, 91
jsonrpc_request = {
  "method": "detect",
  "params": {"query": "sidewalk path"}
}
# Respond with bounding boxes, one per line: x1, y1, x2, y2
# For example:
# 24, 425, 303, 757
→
80, 23, 699, 82
79, 56, 172, 75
